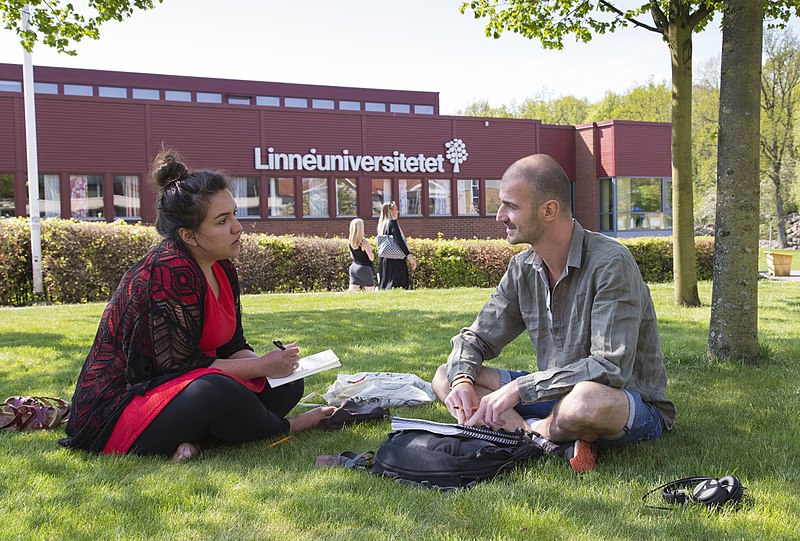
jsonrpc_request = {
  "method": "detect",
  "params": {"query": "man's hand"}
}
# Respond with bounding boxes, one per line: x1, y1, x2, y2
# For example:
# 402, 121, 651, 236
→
443, 380, 480, 425
464, 380, 521, 430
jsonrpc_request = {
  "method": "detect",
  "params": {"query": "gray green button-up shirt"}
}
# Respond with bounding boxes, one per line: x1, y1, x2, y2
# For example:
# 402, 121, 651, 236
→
447, 221, 676, 429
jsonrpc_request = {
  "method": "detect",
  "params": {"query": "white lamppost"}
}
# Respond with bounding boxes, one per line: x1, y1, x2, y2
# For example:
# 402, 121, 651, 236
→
22, 3, 43, 296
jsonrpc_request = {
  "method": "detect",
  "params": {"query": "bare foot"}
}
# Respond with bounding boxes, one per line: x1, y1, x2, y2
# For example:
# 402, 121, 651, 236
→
288, 406, 337, 432
171, 442, 201, 462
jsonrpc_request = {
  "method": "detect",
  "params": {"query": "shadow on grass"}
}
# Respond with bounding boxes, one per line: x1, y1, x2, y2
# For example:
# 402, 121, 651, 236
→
1, 296, 799, 540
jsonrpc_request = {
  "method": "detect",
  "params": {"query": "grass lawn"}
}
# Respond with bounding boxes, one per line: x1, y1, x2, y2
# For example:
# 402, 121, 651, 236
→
1, 282, 799, 540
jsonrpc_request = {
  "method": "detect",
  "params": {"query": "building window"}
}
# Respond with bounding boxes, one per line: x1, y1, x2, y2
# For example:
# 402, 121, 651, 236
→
132, 88, 159, 100
371, 178, 392, 216
339, 100, 360, 111
99, 86, 127, 98
196, 92, 221, 103
0, 80, 21, 92
313, 99, 335, 110
616, 177, 672, 231
34, 82, 58, 94
39, 174, 61, 218
428, 179, 451, 216
457, 179, 480, 216
257, 96, 280, 106
302, 178, 329, 217
485, 179, 501, 216
365, 102, 386, 112
113, 176, 140, 218
231, 176, 259, 217
399, 178, 422, 216
390, 103, 410, 114
336, 178, 357, 216
228, 95, 251, 105
0, 173, 14, 217
25, 175, 62, 217
414, 105, 434, 115
268, 177, 295, 217
285, 97, 308, 108
165, 90, 191, 102
599, 178, 614, 231
64, 84, 93, 96
70, 175, 103, 218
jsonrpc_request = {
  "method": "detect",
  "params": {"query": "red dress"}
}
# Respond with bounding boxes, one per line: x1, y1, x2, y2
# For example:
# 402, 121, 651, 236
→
102, 262, 265, 454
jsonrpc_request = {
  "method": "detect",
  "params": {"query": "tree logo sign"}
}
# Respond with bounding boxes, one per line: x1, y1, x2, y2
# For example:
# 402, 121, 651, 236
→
445, 138, 468, 173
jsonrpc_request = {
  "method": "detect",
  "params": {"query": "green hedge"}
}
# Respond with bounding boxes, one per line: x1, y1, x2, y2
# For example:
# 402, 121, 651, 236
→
0, 218, 715, 306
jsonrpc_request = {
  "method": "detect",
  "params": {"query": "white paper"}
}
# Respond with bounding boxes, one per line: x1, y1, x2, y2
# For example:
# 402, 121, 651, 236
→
267, 349, 341, 387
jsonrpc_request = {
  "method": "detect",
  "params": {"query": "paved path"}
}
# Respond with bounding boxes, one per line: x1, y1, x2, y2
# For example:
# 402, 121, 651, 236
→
758, 270, 800, 283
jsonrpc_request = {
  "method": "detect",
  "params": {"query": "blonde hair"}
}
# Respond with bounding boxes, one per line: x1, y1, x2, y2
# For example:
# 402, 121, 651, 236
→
377, 201, 395, 235
349, 218, 365, 249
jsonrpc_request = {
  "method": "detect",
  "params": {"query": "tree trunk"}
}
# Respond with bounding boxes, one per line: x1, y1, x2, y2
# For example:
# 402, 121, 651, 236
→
770, 164, 789, 248
667, 13, 700, 306
773, 177, 788, 248
708, 0, 764, 362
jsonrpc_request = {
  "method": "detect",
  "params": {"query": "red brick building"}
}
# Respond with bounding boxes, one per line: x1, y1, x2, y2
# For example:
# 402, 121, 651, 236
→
0, 63, 672, 239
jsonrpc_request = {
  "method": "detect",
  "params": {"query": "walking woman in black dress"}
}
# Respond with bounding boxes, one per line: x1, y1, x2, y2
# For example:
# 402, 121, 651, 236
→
376, 201, 417, 289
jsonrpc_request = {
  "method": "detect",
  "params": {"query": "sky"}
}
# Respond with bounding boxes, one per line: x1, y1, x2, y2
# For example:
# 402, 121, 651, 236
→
0, 1, 795, 114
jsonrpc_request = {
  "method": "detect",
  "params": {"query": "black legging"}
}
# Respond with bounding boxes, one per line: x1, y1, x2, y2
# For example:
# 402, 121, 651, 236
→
130, 374, 304, 456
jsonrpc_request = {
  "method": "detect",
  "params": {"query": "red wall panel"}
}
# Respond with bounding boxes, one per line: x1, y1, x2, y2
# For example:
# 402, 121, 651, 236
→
149, 104, 260, 173
612, 121, 672, 177
365, 116, 453, 156
0, 96, 17, 168
539, 125, 576, 180
452, 118, 538, 178
262, 110, 363, 155
597, 124, 615, 178
32, 97, 147, 172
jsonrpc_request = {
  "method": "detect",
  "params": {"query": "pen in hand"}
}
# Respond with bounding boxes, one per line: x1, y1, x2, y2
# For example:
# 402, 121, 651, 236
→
454, 406, 479, 411
273, 340, 300, 372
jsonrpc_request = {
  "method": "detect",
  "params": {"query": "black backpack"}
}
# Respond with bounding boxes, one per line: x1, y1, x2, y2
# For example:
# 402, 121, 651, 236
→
370, 430, 542, 491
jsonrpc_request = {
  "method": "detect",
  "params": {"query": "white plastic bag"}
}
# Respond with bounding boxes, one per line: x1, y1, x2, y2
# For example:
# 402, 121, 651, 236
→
322, 372, 435, 408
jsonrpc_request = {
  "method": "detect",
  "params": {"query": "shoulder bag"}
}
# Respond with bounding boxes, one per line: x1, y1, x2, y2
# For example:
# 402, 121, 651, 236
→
376, 234, 406, 259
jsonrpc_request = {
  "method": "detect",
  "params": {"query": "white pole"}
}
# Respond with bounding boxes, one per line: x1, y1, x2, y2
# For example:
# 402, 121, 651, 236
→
22, 4, 43, 296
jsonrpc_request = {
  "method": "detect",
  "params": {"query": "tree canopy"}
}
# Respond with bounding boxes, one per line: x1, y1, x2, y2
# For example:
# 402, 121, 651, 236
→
460, 0, 800, 307
1, 0, 162, 54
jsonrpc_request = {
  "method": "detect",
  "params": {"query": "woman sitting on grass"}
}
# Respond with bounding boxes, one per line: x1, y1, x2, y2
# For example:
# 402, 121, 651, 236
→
61, 151, 334, 461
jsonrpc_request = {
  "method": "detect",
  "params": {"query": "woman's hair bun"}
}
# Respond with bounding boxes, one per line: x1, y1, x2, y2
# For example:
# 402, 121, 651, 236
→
153, 151, 189, 191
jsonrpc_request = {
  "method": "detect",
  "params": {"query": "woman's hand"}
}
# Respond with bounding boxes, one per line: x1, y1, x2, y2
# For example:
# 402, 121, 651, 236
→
407, 254, 417, 271
363, 240, 375, 262
262, 341, 301, 378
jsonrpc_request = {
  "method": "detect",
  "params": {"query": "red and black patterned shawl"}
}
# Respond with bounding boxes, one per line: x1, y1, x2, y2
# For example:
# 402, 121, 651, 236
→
60, 240, 251, 452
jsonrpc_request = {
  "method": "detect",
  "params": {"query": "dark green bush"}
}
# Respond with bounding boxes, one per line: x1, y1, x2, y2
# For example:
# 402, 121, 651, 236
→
625, 235, 715, 283
0, 218, 33, 305
695, 237, 714, 281
41, 220, 160, 304
0, 218, 717, 306
237, 236, 350, 294
408, 238, 525, 289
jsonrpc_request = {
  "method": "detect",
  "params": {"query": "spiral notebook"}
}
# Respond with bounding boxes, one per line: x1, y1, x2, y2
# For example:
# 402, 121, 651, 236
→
390, 416, 525, 446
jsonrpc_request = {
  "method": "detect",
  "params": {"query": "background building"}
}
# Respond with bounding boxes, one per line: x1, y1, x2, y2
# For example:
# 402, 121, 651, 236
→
0, 63, 672, 239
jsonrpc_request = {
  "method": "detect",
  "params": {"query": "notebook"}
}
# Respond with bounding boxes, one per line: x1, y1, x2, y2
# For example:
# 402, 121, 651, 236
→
390, 416, 525, 446
267, 349, 341, 387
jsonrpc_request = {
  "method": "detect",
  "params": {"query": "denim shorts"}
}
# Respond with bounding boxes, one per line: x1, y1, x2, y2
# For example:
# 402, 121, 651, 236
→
498, 368, 665, 448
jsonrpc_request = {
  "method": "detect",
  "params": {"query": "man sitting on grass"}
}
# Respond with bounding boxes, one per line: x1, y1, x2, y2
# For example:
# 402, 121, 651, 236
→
432, 154, 675, 473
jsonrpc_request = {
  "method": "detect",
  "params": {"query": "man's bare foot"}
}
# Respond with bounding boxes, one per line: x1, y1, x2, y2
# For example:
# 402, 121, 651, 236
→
288, 406, 336, 432
171, 442, 201, 462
